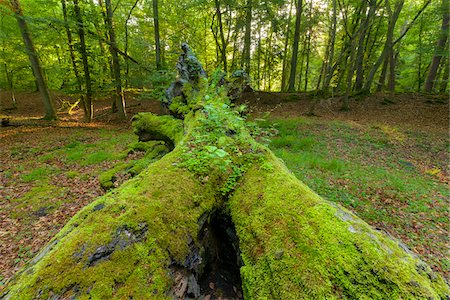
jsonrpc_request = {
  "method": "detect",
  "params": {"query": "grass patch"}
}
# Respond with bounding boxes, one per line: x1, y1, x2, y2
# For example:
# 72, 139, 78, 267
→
21, 166, 57, 182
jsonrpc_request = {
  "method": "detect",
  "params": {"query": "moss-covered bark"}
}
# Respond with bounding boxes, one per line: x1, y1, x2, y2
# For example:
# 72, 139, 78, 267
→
3, 78, 449, 299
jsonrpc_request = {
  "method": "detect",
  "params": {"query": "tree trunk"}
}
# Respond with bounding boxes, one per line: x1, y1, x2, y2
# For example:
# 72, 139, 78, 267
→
322, 0, 337, 90
241, 0, 252, 74
3, 48, 450, 300
212, 0, 227, 72
365, 0, 430, 92
62, 0, 85, 106
287, 0, 303, 92
439, 54, 449, 92
153, 0, 162, 70
3, 64, 16, 108
281, 0, 293, 92
354, 0, 377, 92
416, 15, 424, 92
9, 0, 56, 120
105, 0, 127, 120
424, 0, 449, 92
125, 0, 140, 87
73, 0, 94, 122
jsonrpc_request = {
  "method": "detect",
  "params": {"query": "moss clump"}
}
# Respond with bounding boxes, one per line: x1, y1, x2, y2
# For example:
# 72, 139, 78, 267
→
132, 113, 184, 147
98, 141, 169, 191
229, 150, 450, 299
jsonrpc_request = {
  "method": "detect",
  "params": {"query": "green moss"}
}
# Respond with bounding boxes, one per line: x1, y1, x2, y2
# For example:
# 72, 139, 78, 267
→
229, 150, 450, 299
132, 113, 184, 146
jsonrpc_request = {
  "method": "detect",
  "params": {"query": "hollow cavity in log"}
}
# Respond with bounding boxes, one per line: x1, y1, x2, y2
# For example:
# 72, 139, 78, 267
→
171, 210, 243, 300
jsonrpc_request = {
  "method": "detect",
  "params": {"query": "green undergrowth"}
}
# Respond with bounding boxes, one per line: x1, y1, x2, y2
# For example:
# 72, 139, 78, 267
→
265, 117, 450, 277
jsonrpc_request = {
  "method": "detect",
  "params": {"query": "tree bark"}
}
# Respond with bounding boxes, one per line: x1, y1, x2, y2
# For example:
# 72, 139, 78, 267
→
9, 0, 56, 120
3, 56, 450, 299
354, 0, 377, 92
153, 0, 162, 70
105, 0, 127, 120
424, 0, 449, 92
287, 0, 303, 92
322, 0, 337, 90
241, 0, 252, 74
73, 0, 94, 122
125, 0, 140, 87
281, 0, 293, 92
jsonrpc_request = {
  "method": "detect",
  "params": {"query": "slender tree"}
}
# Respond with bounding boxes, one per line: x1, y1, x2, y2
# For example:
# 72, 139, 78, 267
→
73, 0, 94, 121
153, 0, 162, 70
241, 0, 252, 73
424, 0, 449, 92
9, 0, 56, 119
125, 0, 140, 87
287, 0, 303, 91
105, 0, 127, 119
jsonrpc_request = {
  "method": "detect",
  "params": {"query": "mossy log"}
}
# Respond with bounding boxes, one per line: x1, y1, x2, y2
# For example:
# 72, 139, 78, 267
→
3, 79, 450, 300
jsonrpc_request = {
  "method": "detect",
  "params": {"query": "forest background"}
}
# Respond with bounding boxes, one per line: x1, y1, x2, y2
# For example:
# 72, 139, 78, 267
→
0, 0, 448, 122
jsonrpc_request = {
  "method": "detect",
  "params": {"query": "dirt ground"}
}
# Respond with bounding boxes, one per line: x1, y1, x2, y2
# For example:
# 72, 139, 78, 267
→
1, 90, 448, 131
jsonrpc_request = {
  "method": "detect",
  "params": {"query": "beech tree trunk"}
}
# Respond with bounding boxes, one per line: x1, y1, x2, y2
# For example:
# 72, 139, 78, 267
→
3, 47, 450, 300
73, 0, 94, 122
153, 0, 162, 70
241, 0, 252, 74
105, 0, 127, 119
287, 0, 303, 92
125, 0, 140, 87
424, 0, 449, 92
9, 0, 56, 120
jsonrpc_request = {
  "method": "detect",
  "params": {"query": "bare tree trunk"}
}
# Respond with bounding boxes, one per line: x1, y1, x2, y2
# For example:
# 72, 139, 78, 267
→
3, 64, 16, 108
153, 0, 162, 70
241, 0, 252, 74
61, 0, 89, 119
125, 0, 140, 87
257, 26, 262, 90
212, 0, 227, 72
73, 0, 94, 122
281, 0, 293, 91
388, 49, 398, 92
9, 0, 56, 120
304, 0, 312, 91
439, 52, 449, 92
354, 0, 377, 91
424, 0, 449, 92
287, 0, 303, 91
417, 15, 424, 92
322, 0, 337, 90
105, 0, 127, 120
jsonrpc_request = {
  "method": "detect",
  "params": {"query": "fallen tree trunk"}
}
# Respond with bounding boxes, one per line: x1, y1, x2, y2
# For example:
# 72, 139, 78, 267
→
2, 50, 449, 300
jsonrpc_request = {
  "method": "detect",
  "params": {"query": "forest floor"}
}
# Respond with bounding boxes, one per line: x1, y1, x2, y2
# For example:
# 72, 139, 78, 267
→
0, 90, 448, 288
